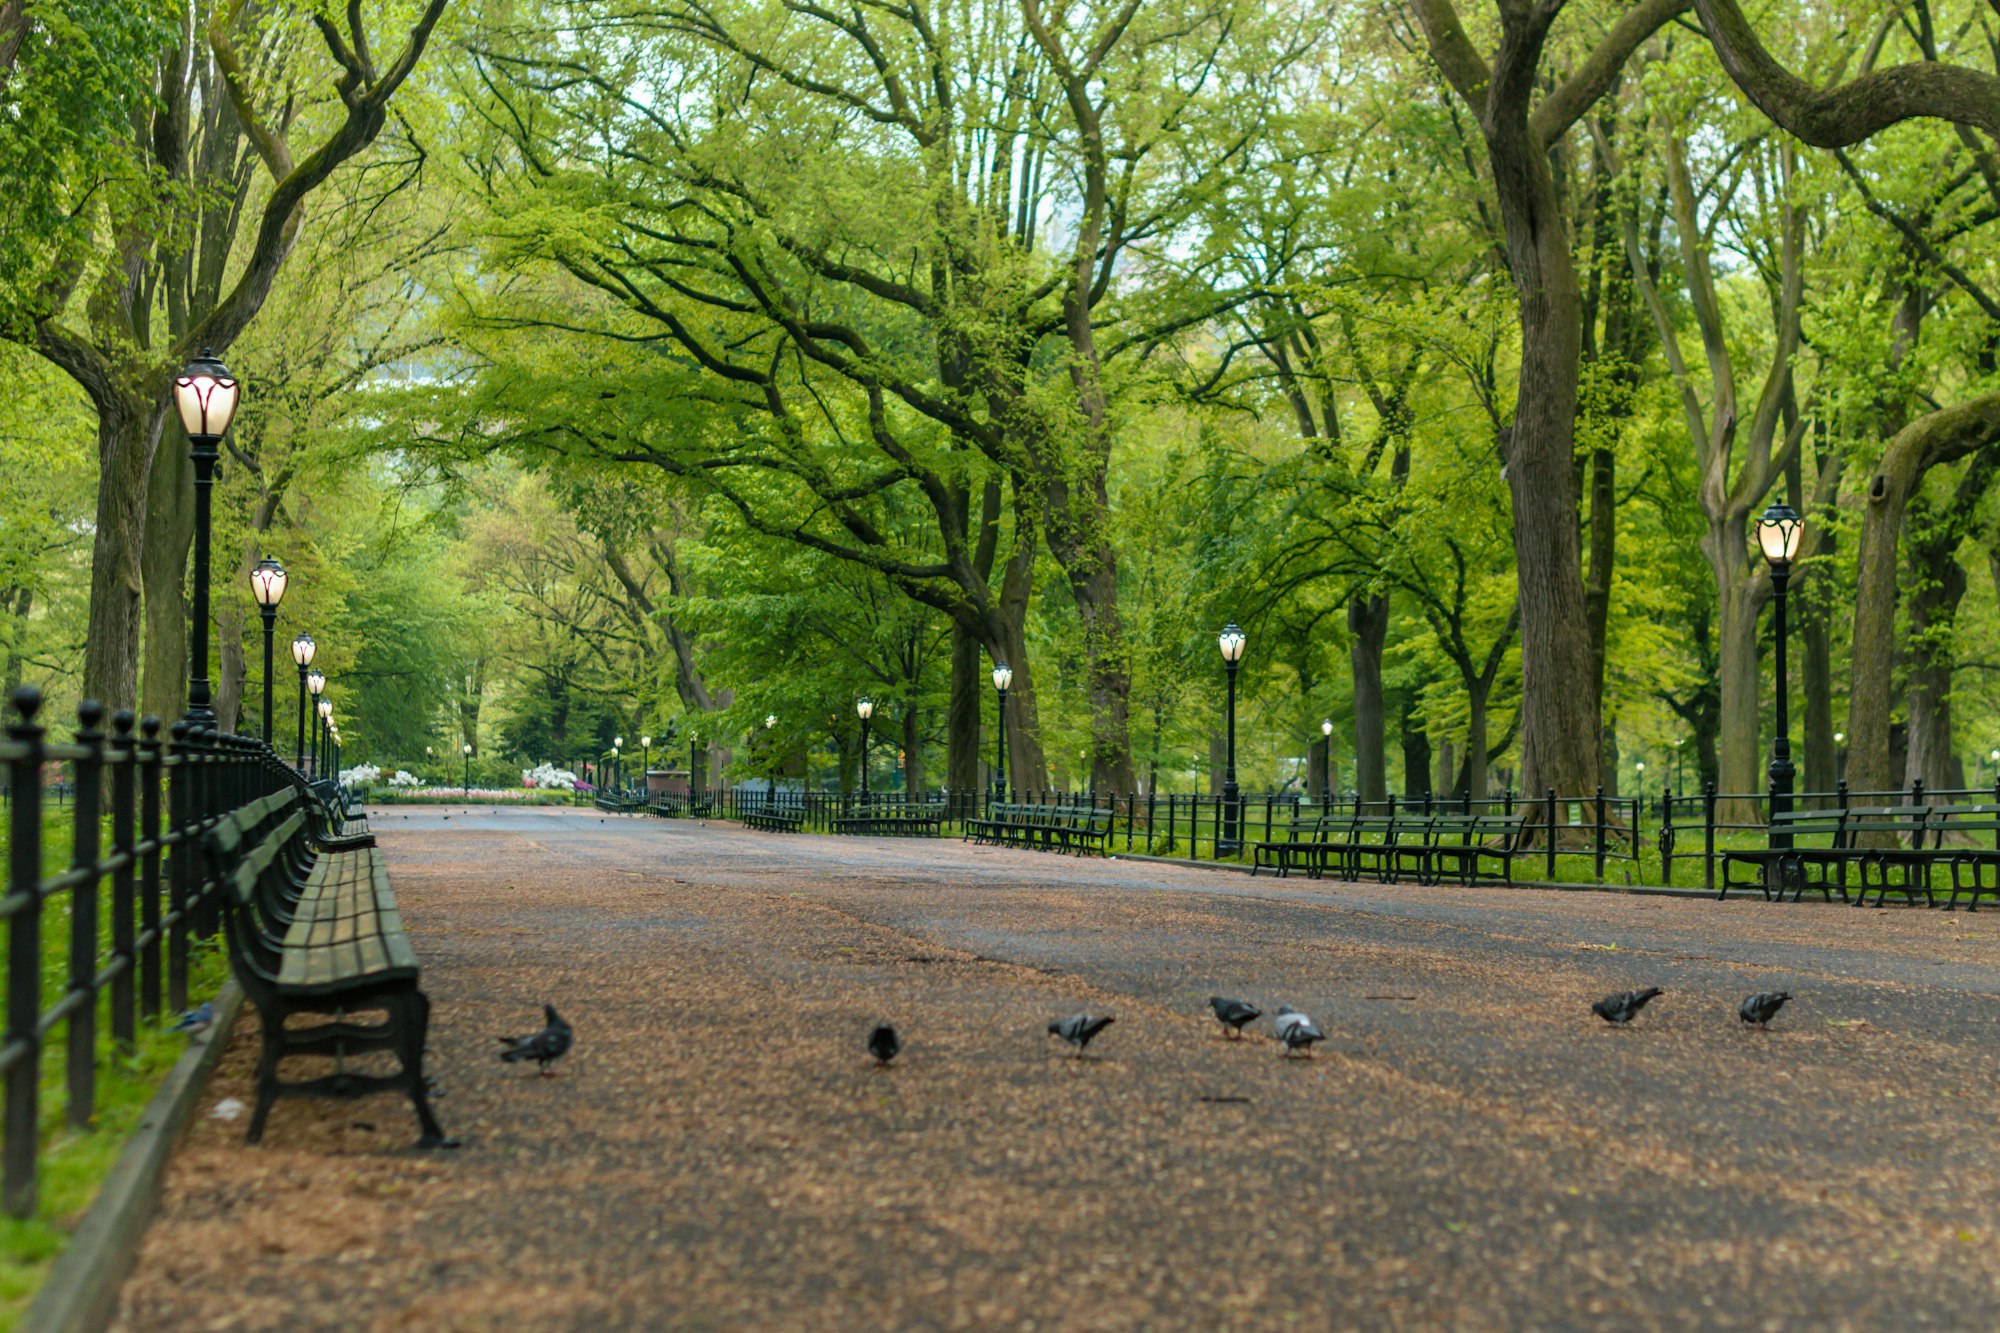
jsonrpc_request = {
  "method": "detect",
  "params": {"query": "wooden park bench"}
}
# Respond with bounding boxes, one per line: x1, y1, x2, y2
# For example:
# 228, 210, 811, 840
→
740, 806, 807, 833
593, 793, 645, 814
1251, 812, 1352, 878
1322, 812, 1414, 882
650, 793, 713, 818
208, 786, 454, 1149
963, 802, 1113, 856
1417, 813, 1527, 886
1928, 804, 2000, 910
1720, 805, 1938, 904
832, 802, 945, 838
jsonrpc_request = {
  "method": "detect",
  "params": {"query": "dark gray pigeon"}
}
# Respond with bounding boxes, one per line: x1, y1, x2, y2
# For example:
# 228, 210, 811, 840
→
1048, 1011, 1115, 1056
1273, 1005, 1324, 1056
1593, 988, 1662, 1025
1739, 991, 1790, 1029
868, 1021, 901, 1066
498, 1003, 573, 1076
1209, 996, 1261, 1037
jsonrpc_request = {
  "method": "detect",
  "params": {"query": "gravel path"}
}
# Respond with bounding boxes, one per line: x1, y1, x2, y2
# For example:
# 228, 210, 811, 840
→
114, 806, 2000, 1330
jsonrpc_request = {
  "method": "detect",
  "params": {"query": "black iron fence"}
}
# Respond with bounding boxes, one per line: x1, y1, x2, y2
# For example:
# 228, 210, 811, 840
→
668, 785, 1648, 877
1, 685, 300, 1219
662, 778, 2000, 895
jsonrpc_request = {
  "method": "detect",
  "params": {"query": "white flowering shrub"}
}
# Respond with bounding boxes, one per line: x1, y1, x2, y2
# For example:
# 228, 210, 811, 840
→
387, 770, 425, 788
340, 763, 381, 790
522, 762, 581, 791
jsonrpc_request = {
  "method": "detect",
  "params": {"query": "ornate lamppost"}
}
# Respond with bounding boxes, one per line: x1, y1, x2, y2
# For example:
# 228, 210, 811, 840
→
991, 662, 1012, 803
307, 668, 326, 773
856, 698, 874, 801
763, 714, 777, 806
172, 349, 241, 727
1757, 501, 1805, 850
1320, 718, 1333, 803
463, 741, 473, 792
317, 697, 333, 779
291, 632, 316, 766
249, 556, 286, 742
1217, 624, 1247, 855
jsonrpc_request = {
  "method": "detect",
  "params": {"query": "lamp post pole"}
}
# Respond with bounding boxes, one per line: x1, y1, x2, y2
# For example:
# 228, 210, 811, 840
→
763, 715, 777, 807
250, 556, 287, 742
1757, 502, 1804, 852
463, 742, 473, 792
1217, 624, 1246, 856
641, 734, 651, 798
857, 699, 874, 802
991, 664, 1012, 806
307, 669, 326, 774
173, 350, 240, 728
292, 633, 316, 767
1320, 719, 1334, 803
317, 697, 332, 779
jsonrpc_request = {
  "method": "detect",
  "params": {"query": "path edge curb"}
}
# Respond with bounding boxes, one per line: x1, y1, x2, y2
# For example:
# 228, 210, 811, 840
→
23, 980, 245, 1333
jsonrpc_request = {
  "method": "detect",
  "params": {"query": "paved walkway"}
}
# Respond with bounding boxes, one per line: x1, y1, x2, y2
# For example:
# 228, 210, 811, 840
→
115, 807, 2000, 1330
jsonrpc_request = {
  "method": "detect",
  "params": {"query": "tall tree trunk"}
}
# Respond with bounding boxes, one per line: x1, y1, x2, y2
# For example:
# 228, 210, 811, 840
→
1714, 570, 1766, 813
1465, 682, 1490, 804
1347, 593, 1389, 806
81, 391, 164, 718
994, 524, 1049, 790
1399, 692, 1430, 801
901, 702, 922, 794
1307, 735, 1328, 799
947, 619, 980, 794
1487, 91, 1600, 800
1845, 400, 2000, 791
1903, 551, 1964, 793
139, 412, 190, 728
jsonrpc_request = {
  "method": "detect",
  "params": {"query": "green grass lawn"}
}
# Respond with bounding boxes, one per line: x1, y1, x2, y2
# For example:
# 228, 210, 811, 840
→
0, 802, 230, 1331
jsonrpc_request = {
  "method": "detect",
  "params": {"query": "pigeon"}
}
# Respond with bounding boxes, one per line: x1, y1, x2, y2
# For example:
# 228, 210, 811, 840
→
1593, 988, 1663, 1025
1208, 996, 1262, 1037
498, 1004, 573, 1076
1273, 1005, 1324, 1056
1739, 991, 1791, 1030
868, 1022, 901, 1066
168, 1002, 215, 1036
1048, 1011, 1115, 1056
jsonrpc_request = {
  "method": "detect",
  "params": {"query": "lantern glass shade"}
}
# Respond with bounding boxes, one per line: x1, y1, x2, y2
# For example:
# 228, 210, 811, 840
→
764, 714, 776, 729
1321, 718, 1334, 736
857, 698, 873, 720
1218, 623, 1247, 663
306, 668, 325, 696
173, 349, 240, 439
291, 632, 316, 666
614, 735, 624, 748
463, 743, 473, 755
643, 735, 652, 747
318, 699, 332, 720
1755, 501, 1804, 564
992, 663, 1013, 691
250, 555, 287, 608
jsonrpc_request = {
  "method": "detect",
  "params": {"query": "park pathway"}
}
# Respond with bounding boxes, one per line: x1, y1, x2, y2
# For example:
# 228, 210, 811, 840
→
113, 807, 2000, 1330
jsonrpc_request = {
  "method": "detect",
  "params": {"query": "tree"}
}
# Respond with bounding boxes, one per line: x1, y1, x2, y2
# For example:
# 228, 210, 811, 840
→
1405, 0, 1689, 798
20, 0, 448, 718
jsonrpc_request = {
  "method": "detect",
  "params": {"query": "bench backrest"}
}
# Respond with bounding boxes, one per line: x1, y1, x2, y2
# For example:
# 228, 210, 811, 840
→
1839, 805, 1930, 846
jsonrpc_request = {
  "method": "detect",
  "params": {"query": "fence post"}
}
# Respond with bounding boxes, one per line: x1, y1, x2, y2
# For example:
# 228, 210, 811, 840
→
167, 722, 192, 1013
1660, 786, 1673, 884
1545, 787, 1557, 881
1912, 777, 1926, 808
66, 702, 105, 1132
1703, 781, 1717, 895
1593, 786, 1606, 882
139, 718, 163, 1019
109, 711, 138, 1051
4, 687, 46, 1218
